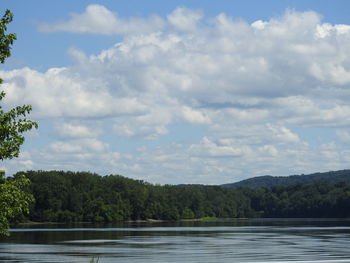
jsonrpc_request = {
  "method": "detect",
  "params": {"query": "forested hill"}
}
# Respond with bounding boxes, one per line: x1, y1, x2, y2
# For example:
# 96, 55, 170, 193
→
15, 170, 252, 222
9, 170, 350, 222
222, 169, 350, 189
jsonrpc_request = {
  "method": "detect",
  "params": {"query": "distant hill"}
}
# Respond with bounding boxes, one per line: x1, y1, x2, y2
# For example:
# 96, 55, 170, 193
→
222, 169, 350, 189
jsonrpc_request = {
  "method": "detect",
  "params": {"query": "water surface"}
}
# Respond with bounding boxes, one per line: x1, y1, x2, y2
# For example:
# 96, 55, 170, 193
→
1, 218, 350, 263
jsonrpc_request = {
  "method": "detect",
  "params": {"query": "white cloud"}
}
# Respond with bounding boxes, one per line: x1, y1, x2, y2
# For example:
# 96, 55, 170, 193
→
51, 138, 108, 153
113, 123, 168, 140
0, 67, 147, 118
181, 106, 211, 124
267, 125, 300, 144
50, 141, 83, 153
258, 145, 279, 157
85, 138, 108, 152
251, 20, 267, 30
38, 4, 165, 35
167, 7, 203, 32
190, 137, 251, 158
316, 23, 350, 38
55, 123, 101, 139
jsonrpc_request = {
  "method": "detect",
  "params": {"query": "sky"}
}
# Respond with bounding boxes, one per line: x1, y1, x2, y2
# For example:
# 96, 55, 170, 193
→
1, 0, 350, 185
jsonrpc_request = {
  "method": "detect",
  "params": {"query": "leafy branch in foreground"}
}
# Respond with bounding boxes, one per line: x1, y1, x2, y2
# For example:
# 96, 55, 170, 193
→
0, 9, 37, 236
0, 10, 38, 160
0, 172, 34, 236
0, 9, 16, 64
0, 91, 38, 160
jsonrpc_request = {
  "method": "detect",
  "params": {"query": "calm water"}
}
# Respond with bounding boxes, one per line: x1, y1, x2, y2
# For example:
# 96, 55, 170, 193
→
1, 219, 350, 263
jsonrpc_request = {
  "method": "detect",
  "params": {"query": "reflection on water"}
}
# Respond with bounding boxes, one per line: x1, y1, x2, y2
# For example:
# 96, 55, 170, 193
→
1, 219, 350, 263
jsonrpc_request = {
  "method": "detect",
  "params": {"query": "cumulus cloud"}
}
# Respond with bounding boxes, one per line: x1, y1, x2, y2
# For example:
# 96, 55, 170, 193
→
55, 122, 101, 139
38, 4, 165, 35
190, 137, 252, 158
258, 145, 279, 157
49, 138, 107, 153
181, 106, 211, 124
2, 7, 350, 183
20, 8, 350, 125
167, 7, 203, 32
267, 125, 300, 144
0, 67, 147, 118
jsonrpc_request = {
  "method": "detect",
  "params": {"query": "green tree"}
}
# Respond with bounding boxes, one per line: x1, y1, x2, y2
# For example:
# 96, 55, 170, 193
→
0, 171, 34, 236
0, 9, 37, 236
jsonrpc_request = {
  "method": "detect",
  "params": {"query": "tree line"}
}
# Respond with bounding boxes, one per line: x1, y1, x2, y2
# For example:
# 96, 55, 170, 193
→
14, 170, 252, 222
9, 170, 350, 224
244, 181, 350, 218
223, 170, 350, 189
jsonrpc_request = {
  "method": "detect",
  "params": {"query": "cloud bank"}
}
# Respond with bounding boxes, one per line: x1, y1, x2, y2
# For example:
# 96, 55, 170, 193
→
2, 6, 350, 184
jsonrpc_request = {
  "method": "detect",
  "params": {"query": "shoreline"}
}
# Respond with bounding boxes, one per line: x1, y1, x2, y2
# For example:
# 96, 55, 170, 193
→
14, 217, 221, 226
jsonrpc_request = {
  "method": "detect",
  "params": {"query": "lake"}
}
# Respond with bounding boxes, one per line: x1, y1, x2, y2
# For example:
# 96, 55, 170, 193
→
1, 219, 350, 263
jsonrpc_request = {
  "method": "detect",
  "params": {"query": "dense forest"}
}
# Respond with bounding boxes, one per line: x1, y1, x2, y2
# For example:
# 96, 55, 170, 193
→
14, 170, 252, 222
222, 170, 350, 188
10, 170, 350, 223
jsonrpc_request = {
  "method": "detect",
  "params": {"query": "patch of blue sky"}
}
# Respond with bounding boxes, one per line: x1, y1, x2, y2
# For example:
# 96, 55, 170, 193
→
291, 127, 336, 146
20, 120, 56, 150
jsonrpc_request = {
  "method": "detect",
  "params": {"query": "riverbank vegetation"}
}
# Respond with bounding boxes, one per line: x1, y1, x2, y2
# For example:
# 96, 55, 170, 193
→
9, 170, 350, 224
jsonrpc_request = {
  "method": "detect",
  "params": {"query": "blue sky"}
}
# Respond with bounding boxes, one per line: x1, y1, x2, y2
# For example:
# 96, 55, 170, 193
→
1, 0, 350, 184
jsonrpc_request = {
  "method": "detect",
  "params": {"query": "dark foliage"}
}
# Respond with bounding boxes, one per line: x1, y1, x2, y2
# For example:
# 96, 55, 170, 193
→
12, 170, 350, 223
242, 181, 350, 218
222, 170, 350, 189
15, 170, 252, 223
